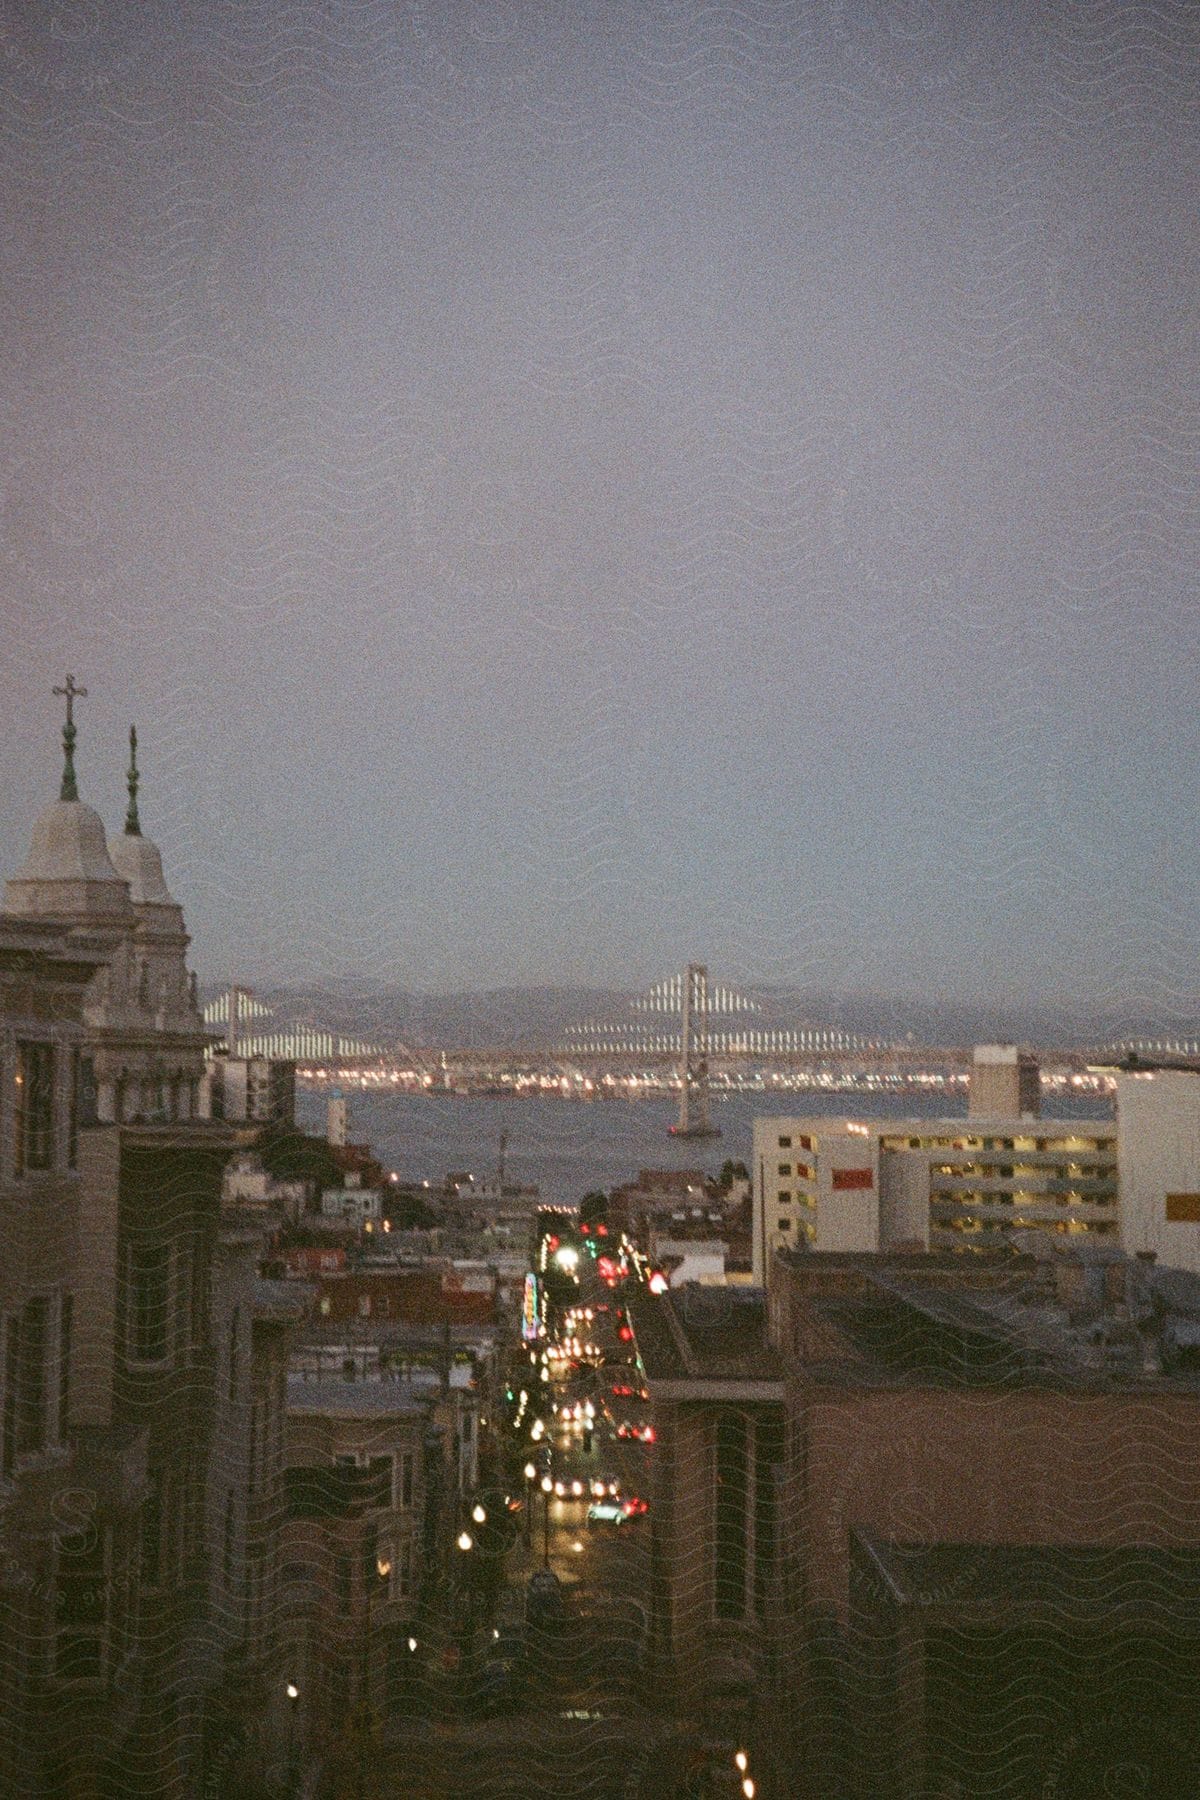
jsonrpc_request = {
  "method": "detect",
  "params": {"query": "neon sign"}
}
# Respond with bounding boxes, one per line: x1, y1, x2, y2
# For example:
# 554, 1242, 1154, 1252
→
521, 1272, 541, 1343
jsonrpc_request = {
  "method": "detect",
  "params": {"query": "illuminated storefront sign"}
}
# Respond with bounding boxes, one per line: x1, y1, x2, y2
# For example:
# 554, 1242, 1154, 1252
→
521, 1272, 542, 1342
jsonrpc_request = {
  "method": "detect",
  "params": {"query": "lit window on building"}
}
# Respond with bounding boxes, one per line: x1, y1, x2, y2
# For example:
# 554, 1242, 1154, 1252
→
15, 1041, 54, 1175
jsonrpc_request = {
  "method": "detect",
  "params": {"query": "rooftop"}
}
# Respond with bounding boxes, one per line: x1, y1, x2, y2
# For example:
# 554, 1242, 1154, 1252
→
782, 1253, 1200, 1393
853, 1531, 1200, 1622
630, 1283, 785, 1387
286, 1376, 429, 1417
757, 1115, 1114, 1140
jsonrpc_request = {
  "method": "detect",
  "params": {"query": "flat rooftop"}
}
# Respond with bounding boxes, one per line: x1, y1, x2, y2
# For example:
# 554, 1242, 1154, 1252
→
286, 1376, 429, 1417
854, 1531, 1200, 1622
755, 1116, 1114, 1139
630, 1284, 785, 1385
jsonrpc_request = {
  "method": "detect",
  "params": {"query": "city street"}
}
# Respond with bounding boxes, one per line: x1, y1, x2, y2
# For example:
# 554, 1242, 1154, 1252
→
367, 1278, 676, 1798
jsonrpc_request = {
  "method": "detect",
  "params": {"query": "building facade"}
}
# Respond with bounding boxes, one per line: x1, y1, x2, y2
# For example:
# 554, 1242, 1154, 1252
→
966, 1042, 1041, 1119
280, 1380, 430, 1759
751, 1115, 1119, 1281
1115, 1066, 1200, 1274
635, 1244, 1200, 1798
0, 707, 296, 1797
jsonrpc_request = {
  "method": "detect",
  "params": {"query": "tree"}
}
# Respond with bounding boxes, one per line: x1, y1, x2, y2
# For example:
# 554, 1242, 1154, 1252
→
579, 1190, 609, 1227
716, 1160, 749, 1192
254, 1122, 340, 1189
385, 1189, 439, 1229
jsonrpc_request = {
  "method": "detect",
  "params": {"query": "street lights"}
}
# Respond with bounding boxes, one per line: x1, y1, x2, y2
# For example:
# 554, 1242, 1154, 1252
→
285, 1682, 299, 1796
523, 1462, 536, 1547
356, 1555, 390, 1800
539, 1474, 553, 1569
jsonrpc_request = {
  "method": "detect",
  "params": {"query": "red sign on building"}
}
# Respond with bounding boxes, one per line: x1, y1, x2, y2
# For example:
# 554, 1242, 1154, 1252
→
284, 1246, 347, 1276
831, 1168, 873, 1191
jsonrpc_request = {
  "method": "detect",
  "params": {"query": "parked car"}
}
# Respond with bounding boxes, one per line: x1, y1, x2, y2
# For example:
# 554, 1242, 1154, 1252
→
587, 1500, 629, 1526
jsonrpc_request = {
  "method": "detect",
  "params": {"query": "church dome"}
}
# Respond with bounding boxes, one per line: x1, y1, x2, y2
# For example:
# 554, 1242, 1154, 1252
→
17, 799, 122, 882
108, 830, 176, 906
4, 799, 133, 921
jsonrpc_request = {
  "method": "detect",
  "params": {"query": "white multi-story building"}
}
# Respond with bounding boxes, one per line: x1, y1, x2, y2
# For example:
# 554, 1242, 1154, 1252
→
751, 1115, 1119, 1283
1115, 1067, 1200, 1274
320, 1184, 383, 1222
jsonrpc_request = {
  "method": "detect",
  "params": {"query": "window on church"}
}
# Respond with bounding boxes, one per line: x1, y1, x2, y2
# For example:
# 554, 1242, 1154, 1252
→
57, 1293, 72, 1443
141, 1470, 163, 1588
55, 1525, 109, 1684
127, 1241, 170, 1364
68, 1050, 79, 1168
15, 1041, 55, 1175
77, 1055, 98, 1129
714, 1414, 748, 1621
2, 1318, 17, 1477
16, 1297, 49, 1458
228, 1307, 240, 1404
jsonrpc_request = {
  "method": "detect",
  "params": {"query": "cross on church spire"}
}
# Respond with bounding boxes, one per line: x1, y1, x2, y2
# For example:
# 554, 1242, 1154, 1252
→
52, 674, 88, 802
125, 725, 141, 835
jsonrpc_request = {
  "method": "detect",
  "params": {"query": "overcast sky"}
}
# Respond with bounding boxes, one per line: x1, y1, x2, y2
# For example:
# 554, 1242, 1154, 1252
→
1, 0, 1197, 1024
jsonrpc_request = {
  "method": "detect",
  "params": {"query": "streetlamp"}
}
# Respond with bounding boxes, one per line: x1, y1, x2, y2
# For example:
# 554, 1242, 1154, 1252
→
285, 1682, 299, 1795
356, 1554, 390, 1800
523, 1462, 536, 1547
539, 1474, 553, 1569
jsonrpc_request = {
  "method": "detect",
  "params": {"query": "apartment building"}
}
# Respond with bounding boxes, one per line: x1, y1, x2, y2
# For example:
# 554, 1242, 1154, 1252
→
751, 1114, 1119, 1281
967, 1042, 1041, 1119
849, 1536, 1200, 1799
633, 1243, 1200, 1798
624, 1284, 786, 1701
280, 1379, 431, 1755
200, 1220, 308, 1784
770, 1247, 1200, 1798
1114, 1064, 1200, 1274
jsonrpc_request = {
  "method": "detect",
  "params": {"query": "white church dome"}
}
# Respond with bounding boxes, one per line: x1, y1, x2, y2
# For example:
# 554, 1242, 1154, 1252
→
15, 799, 125, 885
108, 830, 176, 906
4, 798, 133, 922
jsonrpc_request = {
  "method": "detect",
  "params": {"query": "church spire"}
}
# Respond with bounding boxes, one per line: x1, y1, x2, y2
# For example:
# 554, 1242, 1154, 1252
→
125, 725, 141, 836
52, 674, 88, 802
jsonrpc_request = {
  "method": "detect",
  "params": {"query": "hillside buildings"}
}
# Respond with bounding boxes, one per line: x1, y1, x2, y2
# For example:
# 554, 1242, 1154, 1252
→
204, 1052, 296, 1127
281, 1379, 430, 1748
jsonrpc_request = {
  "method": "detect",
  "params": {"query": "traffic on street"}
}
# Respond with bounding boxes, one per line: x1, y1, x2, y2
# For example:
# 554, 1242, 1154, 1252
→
353, 1215, 764, 1800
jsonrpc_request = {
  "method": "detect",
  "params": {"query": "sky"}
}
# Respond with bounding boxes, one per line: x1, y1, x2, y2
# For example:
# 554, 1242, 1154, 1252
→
1, 0, 1197, 1027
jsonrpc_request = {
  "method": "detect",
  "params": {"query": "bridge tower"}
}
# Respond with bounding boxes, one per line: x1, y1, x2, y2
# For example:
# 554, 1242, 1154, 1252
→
669, 963, 722, 1140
